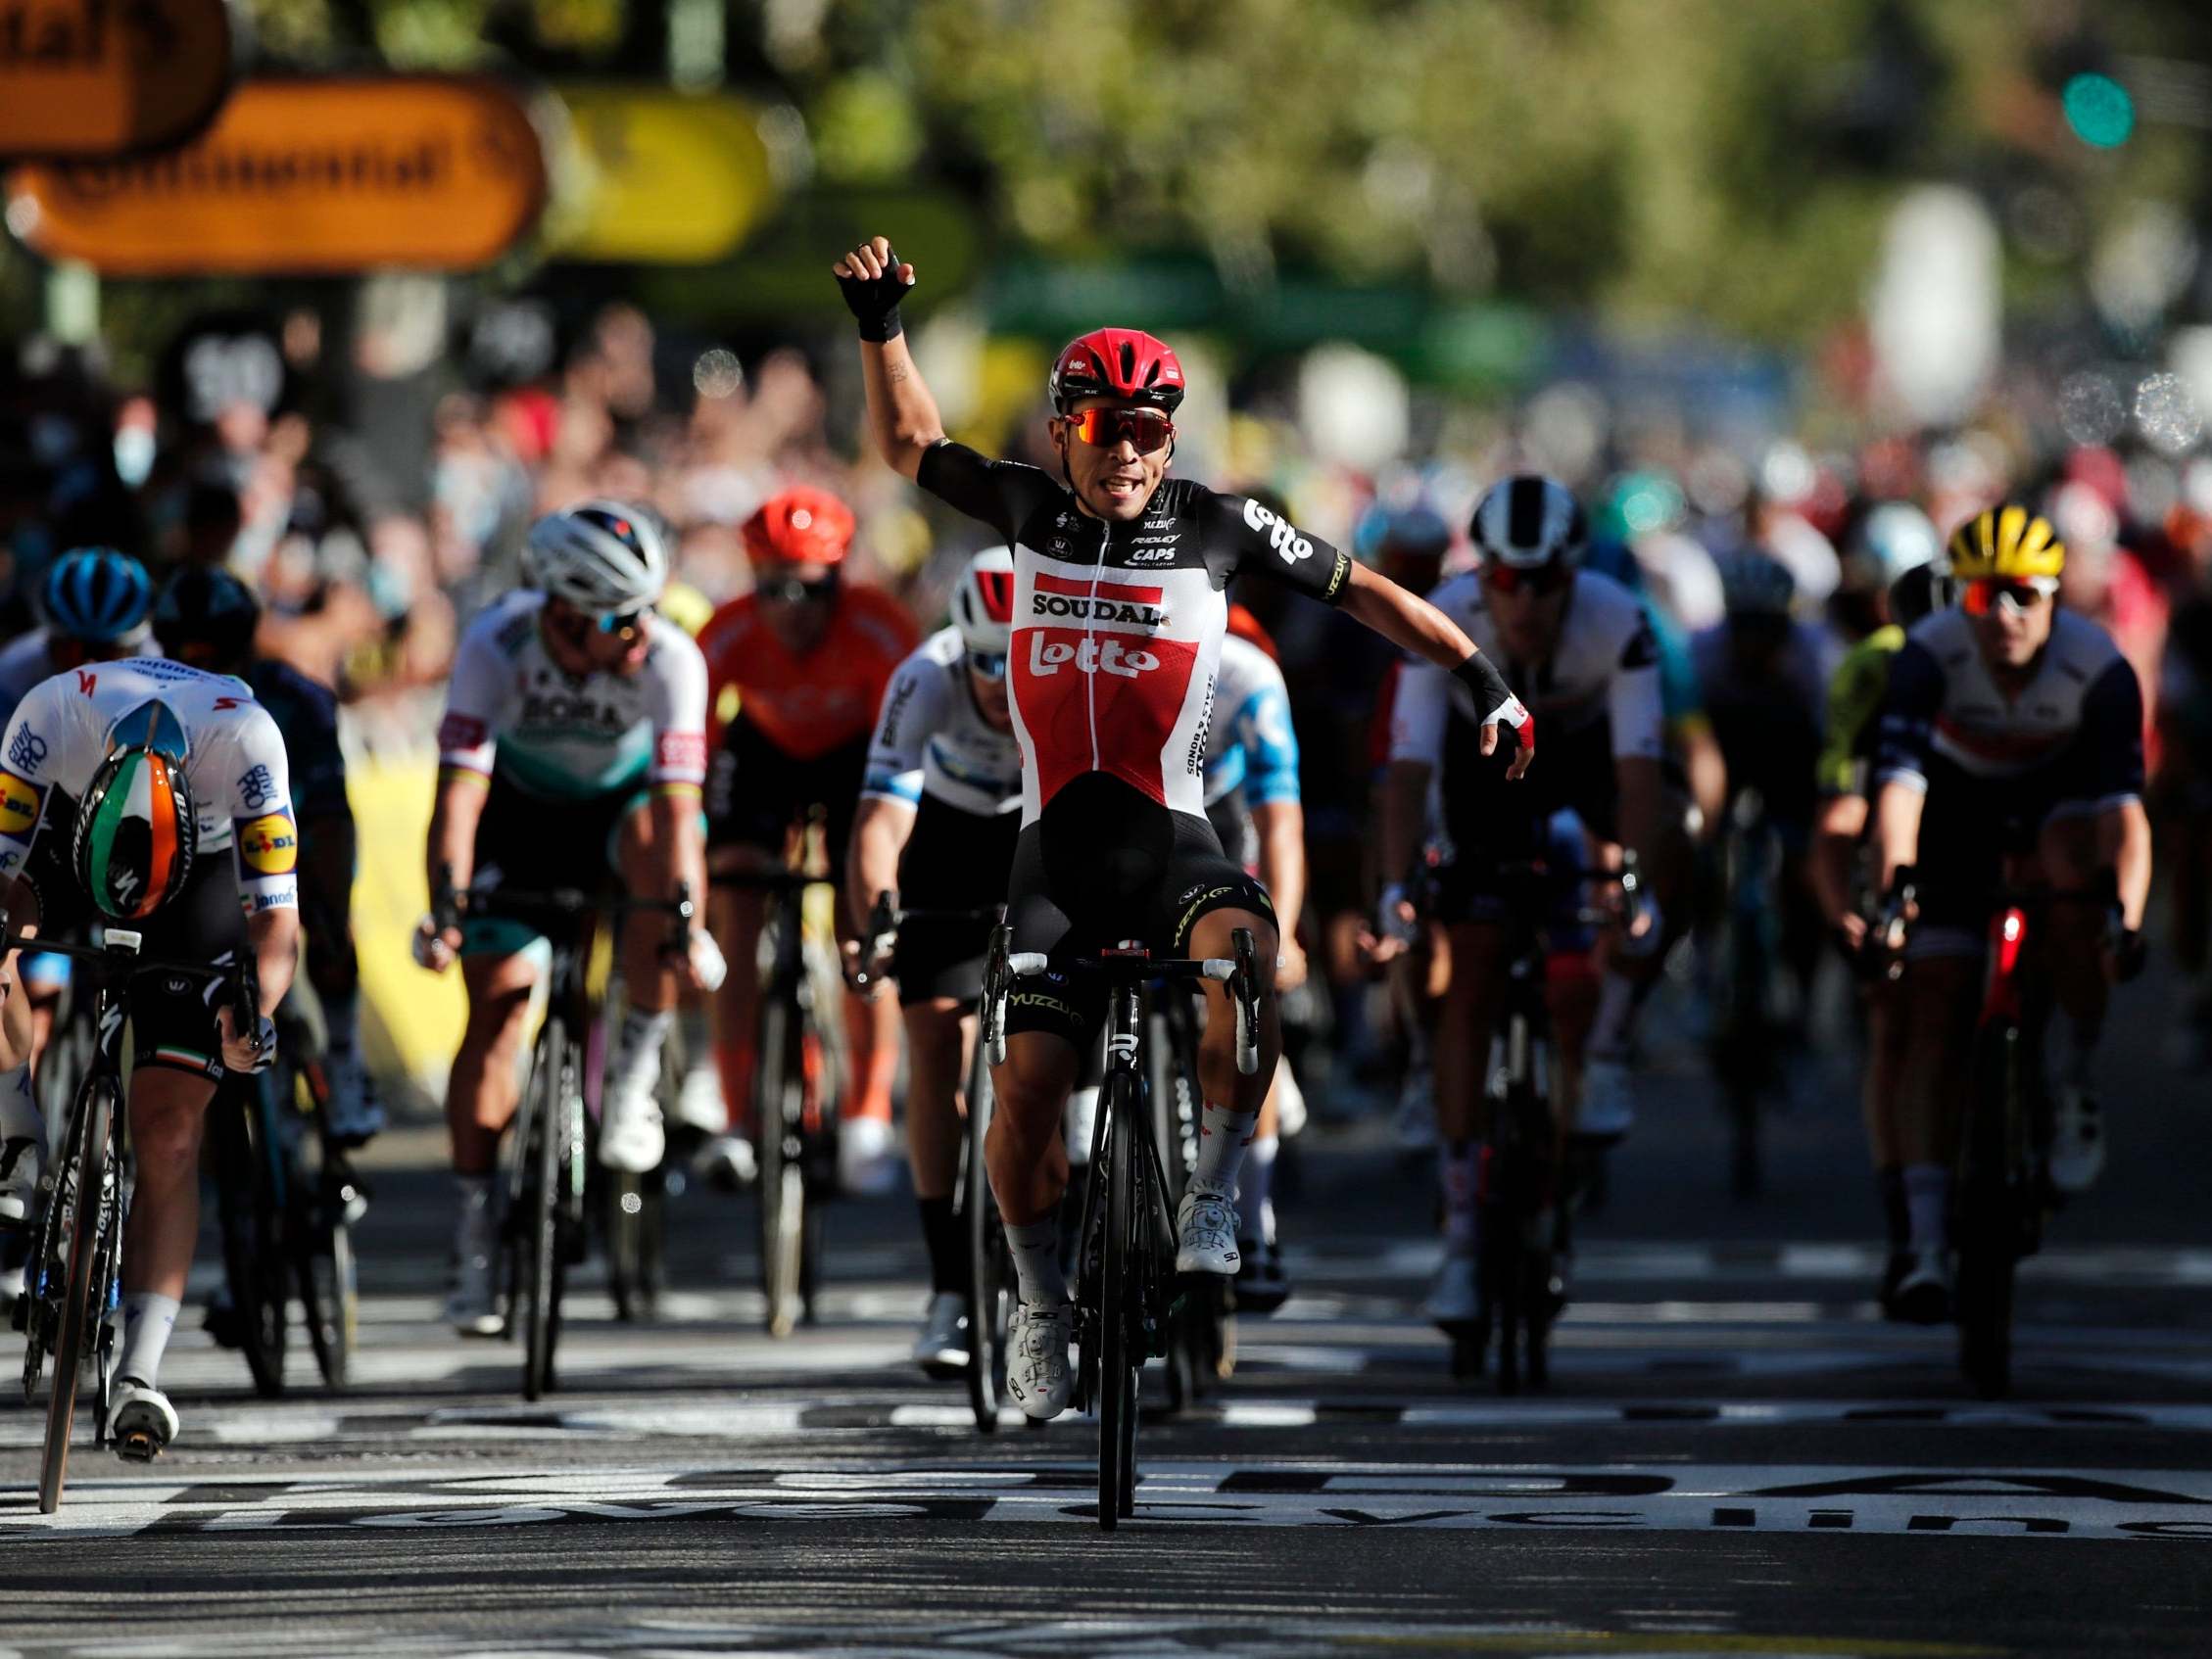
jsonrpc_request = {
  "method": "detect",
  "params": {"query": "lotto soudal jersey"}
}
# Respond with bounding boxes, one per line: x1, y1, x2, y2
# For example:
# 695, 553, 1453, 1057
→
1875, 606, 2143, 800
437, 591, 709, 801
916, 442, 1351, 824
1389, 569, 1662, 767
862, 627, 1024, 819
0, 657, 299, 912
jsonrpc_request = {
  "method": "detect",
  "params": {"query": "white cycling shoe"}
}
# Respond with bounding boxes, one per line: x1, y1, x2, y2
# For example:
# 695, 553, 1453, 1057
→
2048, 1088, 2105, 1195
912, 1290, 971, 1377
1893, 1246, 1952, 1326
112, 1377, 178, 1462
1175, 1181, 1241, 1275
1006, 1298, 1073, 1420
1421, 1251, 1480, 1329
694, 1133, 757, 1191
1576, 1055, 1635, 1140
598, 1080, 665, 1174
839, 1115, 900, 1197
0, 1132, 39, 1226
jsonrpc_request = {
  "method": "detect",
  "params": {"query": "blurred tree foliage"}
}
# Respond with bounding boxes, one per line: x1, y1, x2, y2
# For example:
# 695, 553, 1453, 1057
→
4, 0, 2207, 365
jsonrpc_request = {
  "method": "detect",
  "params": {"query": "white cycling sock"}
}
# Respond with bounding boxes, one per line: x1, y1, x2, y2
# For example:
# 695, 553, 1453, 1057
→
610, 1009, 673, 1108
1005, 1218, 1067, 1305
1588, 970, 1637, 1057
1903, 1163, 1948, 1253
119, 1293, 180, 1387
1441, 1140, 1478, 1252
1237, 1133, 1278, 1239
1192, 1100, 1256, 1194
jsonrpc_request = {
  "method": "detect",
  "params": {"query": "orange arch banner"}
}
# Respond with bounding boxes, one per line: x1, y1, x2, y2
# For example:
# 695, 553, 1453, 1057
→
0, 0, 234, 161
6, 76, 548, 274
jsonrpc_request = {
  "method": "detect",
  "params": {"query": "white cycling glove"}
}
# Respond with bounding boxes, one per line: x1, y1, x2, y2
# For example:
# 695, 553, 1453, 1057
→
688, 929, 728, 993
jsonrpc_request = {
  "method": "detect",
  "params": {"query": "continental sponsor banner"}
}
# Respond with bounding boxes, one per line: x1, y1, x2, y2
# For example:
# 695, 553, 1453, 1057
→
548, 87, 771, 265
0, 0, 233, 161
5, 76, 547, 275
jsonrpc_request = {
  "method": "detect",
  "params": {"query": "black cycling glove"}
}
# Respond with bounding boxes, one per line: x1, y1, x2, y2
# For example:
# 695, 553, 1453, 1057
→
1452, 651, 1535, 759
838, 247, 911, 343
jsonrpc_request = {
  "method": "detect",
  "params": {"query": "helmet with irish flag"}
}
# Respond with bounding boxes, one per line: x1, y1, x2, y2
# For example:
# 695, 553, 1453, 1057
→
73, 700, 194, 922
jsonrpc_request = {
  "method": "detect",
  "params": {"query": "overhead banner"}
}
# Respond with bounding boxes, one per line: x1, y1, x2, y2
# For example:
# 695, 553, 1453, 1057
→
550, 88, 773, 264
0, 0, 234, 161
5, 76, 548, 275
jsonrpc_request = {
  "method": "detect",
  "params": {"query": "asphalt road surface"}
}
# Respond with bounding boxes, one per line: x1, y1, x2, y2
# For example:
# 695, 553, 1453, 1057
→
4, 961, 2210, 1658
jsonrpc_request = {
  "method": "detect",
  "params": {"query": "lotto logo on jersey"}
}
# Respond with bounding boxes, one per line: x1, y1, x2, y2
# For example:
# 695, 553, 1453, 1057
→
1027, 633, 1162, 679
1241, 498, 1314, 564
235, 811, 299, 877
0, 770, 41, 833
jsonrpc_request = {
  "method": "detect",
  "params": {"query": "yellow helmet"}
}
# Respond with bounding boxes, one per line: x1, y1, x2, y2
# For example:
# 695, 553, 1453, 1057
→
1946, 503, 2064, 582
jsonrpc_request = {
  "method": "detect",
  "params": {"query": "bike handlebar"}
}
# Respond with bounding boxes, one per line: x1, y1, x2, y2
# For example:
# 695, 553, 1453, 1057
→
994, 934, 1264, 1076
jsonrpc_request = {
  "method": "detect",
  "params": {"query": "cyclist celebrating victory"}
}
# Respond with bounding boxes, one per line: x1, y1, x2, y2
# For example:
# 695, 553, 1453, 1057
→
415, 501, 722, 1335
0, 661, 300, 1458
834, 234, 1531, 1419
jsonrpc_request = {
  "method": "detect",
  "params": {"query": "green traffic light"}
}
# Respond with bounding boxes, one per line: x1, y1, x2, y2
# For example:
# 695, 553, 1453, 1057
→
2063, 72, 2135, 148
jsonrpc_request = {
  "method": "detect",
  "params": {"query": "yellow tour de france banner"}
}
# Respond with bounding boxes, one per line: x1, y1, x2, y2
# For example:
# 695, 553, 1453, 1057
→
5, 75, 547, 275
347, 754, 464, 1106
0, 0, 234, 161
545, 86, 774, 265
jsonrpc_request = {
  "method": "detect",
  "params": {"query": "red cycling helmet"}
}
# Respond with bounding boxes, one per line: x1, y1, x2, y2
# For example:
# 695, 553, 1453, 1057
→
744, 486, 857, 567
1049, 328, 1186, 414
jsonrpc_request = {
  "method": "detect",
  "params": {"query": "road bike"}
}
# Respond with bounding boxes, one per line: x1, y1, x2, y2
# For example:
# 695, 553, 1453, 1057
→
209, 973, 364, 1396
858, 893, 1012, 1431
436, 874, 696, 1399
1711, 789, 1785, 1200
716, 867, 842, 1339
11, 928, 254, 1512
1449, 852, 1636, 1394
988, 927, 1261, 1531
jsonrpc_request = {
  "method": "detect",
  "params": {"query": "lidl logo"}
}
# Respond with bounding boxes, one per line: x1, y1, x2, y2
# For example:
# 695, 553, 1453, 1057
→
0, 770, 42, 832
236, 811, 298, 877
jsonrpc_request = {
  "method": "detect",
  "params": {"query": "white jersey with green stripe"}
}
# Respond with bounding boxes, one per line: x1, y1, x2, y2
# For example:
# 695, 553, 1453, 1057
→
436, 592, 709, 802
0, 656, 299, 912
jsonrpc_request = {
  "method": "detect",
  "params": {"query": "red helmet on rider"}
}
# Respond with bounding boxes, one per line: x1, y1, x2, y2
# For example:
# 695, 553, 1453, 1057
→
1049, 328, 1186, 414
744, 486, 856, 567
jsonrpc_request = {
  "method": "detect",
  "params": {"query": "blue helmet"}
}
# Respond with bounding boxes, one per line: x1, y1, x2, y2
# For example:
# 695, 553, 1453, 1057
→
42, 547, 153, 645
1716, 549, 1798, 619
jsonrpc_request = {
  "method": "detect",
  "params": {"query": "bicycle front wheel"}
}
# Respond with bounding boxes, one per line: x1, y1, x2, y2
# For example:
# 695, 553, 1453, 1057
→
520, 1017, 570, 1401
1096, 1073, 1140, 1531
39, 1071, 118, 1514
1957, 1025, 2023, 1399
756, 998, 806, 1339
215, 1085, 290, 1398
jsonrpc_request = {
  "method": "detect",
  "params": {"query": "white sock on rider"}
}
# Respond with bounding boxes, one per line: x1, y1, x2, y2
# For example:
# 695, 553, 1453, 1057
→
1005, 1218, 1068, 1305
1192, 1100, 1256, 1195
1588, 970, 1637, 1058
119, 1292, 180, 1387
1238, 1133, 1278, 1238
611, 1009, 673, 1104
1902, 1163, 1948, 1253
1441, 1140, 1478, 1254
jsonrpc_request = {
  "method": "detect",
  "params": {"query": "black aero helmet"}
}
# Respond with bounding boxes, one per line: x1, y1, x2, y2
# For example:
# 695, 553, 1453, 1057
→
153, 564, 262, 668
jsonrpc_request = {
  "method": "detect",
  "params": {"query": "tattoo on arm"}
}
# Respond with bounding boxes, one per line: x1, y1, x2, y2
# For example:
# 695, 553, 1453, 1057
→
887, 361, 909, 385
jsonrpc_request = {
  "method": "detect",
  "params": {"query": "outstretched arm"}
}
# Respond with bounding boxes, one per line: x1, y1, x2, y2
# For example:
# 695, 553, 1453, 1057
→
834, 236, 944, 481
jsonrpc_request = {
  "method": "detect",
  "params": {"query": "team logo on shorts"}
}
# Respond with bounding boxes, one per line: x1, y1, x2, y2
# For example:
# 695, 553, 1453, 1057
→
0, 770, 42, 833
235, 811, 299, 876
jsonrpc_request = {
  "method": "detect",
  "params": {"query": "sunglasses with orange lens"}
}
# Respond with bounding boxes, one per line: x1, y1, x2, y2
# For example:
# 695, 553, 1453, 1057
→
1068, 406, 1175, 454
1960, 576, 2056, 617
1481, 560, 1572, 596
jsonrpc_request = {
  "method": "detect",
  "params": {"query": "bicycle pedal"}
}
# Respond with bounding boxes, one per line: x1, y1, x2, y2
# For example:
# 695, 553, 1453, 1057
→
115, 1428, 164, 1464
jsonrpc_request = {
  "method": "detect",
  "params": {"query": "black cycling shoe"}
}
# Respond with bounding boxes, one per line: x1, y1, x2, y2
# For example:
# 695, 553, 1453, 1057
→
1233, 1237, 1292, 1316
202, 1292, 243, 1351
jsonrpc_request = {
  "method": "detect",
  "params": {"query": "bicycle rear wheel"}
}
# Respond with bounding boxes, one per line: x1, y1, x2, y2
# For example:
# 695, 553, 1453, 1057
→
39, 1072, 117, 1514
214, 1085, 288, 1398
964, 1050, 1009, 1432
520, 1017, 569, 1400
